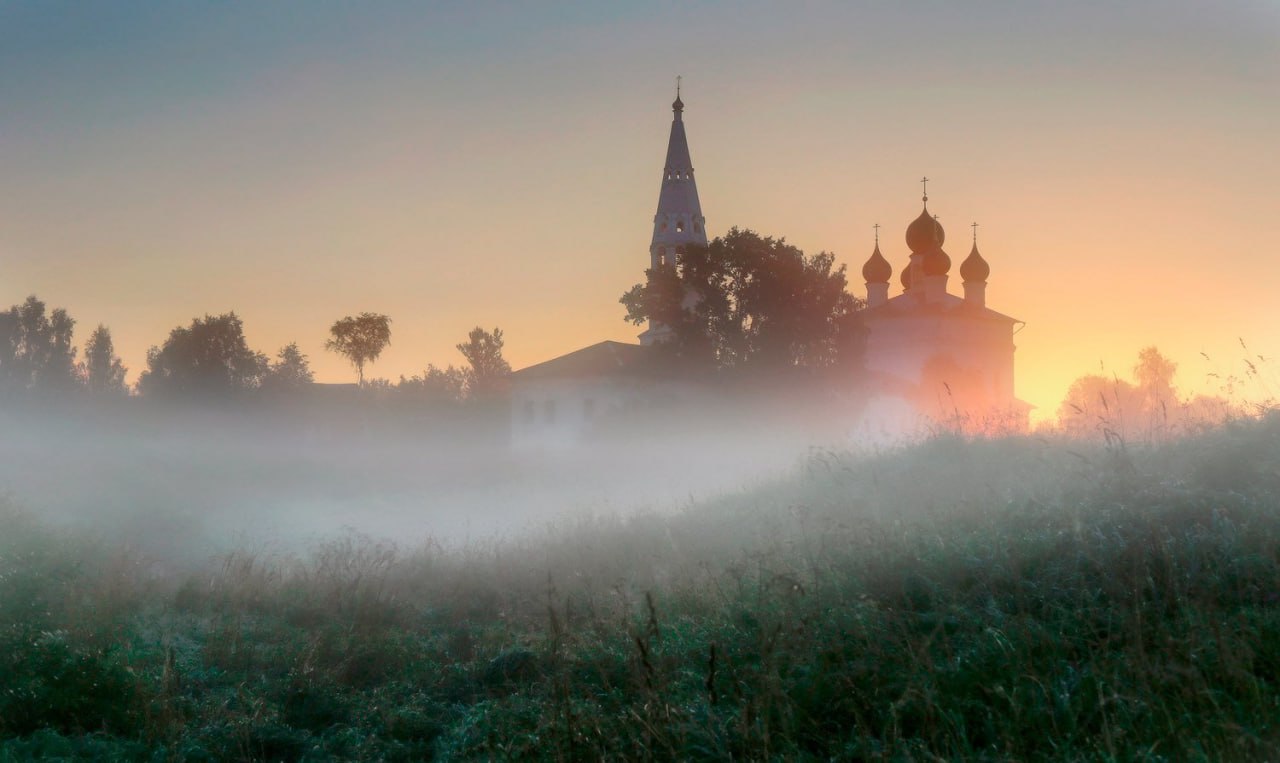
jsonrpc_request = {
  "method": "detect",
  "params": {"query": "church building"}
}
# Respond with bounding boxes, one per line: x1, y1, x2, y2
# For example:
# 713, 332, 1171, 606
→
855, 183, 1030, 434
509, 89, 1027, 448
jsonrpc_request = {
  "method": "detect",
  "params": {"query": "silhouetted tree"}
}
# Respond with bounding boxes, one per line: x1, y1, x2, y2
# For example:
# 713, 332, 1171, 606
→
398, 364, 467, 406
1134, 346, 1178, 410
83, 324, 128, 396
1056, 373, 1140, 438
457, 327, 511, 400
621, 228, 864, 374
325, 313, 391, 386
1056, 346, 1234, 440
261, 343, 314, 393
0, 295, 80, 393
136, 312, 267, 399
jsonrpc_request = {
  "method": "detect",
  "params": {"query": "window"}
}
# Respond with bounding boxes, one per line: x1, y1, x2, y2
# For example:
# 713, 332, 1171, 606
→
675, 220, 684, 233
659, 253, 667, 266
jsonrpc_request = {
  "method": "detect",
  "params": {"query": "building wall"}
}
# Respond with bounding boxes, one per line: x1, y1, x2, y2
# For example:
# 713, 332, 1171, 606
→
864, 310, 1016, 419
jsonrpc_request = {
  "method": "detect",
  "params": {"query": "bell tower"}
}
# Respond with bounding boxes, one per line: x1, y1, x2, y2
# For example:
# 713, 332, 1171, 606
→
641, 78, 708, 345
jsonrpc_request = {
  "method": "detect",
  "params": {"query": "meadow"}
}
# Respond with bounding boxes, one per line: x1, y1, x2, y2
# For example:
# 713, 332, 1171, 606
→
1, 411, 1279, 760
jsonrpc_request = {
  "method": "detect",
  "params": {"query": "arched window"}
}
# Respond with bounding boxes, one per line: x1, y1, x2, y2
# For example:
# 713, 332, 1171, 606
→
675, 220, 685, 233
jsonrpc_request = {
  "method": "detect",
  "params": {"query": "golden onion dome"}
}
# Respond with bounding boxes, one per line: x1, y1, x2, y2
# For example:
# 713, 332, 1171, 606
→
905, 206, 945, 253
862, 243, 892, 283
960, 241, 990, 282
922, 247, 951, 276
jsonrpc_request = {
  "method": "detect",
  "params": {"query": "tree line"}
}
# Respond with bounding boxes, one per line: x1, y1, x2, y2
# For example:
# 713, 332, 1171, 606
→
0, 295, 510, 405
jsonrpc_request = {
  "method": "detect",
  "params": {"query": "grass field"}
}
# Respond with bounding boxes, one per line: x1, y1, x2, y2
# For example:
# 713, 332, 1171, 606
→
2, 412, 1279, 760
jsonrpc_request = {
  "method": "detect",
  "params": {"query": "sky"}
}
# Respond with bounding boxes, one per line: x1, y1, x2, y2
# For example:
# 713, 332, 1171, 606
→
1, 1, 1277, 419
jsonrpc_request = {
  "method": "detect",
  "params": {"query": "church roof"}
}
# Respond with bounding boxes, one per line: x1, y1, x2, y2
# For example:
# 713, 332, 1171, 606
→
510, 341, 653, 381
867, 292, 1020, 324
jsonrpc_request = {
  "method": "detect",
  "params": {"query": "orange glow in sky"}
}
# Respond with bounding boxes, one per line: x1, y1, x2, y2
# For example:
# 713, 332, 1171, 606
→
1, 3, 1276, 421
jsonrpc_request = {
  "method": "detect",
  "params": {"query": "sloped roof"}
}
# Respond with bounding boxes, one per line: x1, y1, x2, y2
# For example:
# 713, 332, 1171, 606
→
869, 292, 1020, 323
510, 341, 652, 381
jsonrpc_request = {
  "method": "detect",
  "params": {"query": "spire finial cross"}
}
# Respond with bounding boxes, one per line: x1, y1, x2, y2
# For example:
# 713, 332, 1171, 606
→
971, 221, 979, 245
676, 75, 682, 99
873, 222, 880, 245
921, 176, 929, 203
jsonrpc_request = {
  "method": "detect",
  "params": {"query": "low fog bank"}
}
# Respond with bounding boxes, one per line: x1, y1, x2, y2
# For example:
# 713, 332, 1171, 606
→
0, 398, 843, 560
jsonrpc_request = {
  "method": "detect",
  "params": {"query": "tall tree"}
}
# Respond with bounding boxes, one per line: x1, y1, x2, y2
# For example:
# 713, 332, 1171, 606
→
261, 342, 314, 393
1133, 346, 1178, 409
83, 324, 128, 396
621, 228, 864, 375
136, 312, 268, 398
456, 326, 511, 399
325, 313, 392, 386
0, 295, 80, 393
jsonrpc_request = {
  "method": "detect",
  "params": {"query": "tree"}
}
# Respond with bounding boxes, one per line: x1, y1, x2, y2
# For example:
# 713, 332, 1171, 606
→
1133, 346, 1177, 410
456, 327, 511, 399
398, 364, 467, 407
0, 295, 80, 393
621, 228, 864, 375
83, 324, 128, 396
325, 313, 391, 386
261, 342, 314, 393
136, 312, 268, 398
1055, 373, 1140, 439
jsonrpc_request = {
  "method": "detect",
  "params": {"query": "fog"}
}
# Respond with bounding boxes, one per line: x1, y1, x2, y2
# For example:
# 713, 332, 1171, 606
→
0, 396, 848, 562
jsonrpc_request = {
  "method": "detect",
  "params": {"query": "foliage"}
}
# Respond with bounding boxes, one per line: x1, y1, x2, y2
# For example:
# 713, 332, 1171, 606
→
136, 313, 267, 399
2, 415, 1280, 758
325, 313, 392, 386
621, 228, 865, 375
261, 342, 314, 393
398, 364, 467, 407
456, 326, 511, 400
82, 324, 129, 396
1057, 345, 1236, 440
0, 295, 80, 394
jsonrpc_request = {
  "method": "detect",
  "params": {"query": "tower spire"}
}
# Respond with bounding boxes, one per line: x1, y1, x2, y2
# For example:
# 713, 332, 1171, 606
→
642, 82, 708, 345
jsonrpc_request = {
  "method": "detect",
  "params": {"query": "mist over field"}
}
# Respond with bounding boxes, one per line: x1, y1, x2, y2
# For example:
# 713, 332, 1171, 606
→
0, 398, 831, 558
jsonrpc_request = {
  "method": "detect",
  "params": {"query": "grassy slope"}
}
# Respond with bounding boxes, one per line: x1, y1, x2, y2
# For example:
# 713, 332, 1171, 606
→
2, 415, 1279, 760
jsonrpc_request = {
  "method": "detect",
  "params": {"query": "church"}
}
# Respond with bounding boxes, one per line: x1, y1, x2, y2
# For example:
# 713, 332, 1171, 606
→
509, 89, 1027, 448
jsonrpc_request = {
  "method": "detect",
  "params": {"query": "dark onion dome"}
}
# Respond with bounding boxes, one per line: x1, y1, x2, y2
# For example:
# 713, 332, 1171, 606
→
905, 206, 945, 253
922, 246, 951, 276
901, 262, 913, 290
960, 241, 990, 282
862, 243, 892, 283
672, 94, 684, 112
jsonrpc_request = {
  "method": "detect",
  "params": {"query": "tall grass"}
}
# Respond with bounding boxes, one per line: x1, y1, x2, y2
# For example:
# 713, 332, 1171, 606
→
2, 412, 1279, 759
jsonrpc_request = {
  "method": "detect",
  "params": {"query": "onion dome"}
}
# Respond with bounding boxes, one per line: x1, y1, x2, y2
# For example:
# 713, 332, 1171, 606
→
901, 263, 913, 290
862, 243, 892, 283
905, 206, 945, 253
961, 241, 990, 282
922, 247, 951, 276
672, 93, 684, 113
